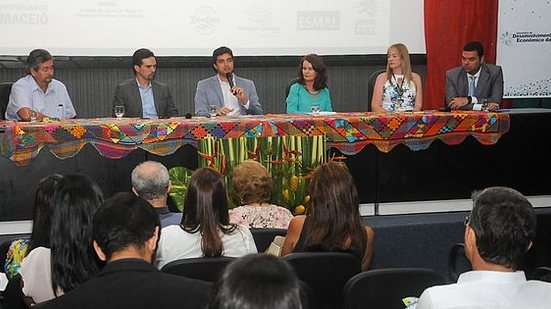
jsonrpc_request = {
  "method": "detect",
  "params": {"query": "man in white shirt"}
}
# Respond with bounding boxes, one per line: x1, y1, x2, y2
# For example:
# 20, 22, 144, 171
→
5, 49, 76, 121
417, 187, 551, 309
194, 46, 263, 117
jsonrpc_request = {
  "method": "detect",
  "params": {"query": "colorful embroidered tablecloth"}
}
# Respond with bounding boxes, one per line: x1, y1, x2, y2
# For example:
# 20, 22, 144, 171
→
0, 111, 510, 166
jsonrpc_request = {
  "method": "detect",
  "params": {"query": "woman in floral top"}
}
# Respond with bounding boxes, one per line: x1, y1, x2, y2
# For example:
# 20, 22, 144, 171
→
229, 160, 293, 229
3, 174, 62, 279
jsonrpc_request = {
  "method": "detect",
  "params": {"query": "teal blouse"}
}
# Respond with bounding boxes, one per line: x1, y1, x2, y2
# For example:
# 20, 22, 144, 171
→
286, 83, 333, 114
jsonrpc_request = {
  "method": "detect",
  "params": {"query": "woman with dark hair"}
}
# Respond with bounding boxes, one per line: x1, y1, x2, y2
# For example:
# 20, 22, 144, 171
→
155, 168, 256, 269
19, 174, 104, 305
371, 43, 423, 112
208, 254, 307, 309
286, 54, 333, 114
281, 162, 375, 270
3, 174, 62, 280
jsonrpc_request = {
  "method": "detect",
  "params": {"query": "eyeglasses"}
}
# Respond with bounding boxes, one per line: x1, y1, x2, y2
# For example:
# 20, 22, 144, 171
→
464, 215, 470, 226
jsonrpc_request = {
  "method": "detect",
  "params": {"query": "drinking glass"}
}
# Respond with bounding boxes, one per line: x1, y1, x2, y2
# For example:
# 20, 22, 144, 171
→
310, 103, 320, 115
114, 105, 125, 119
29, 110, 38, 122
209, 105, 218, 117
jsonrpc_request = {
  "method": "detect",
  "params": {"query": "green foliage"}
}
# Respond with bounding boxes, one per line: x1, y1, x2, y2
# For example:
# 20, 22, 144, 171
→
169, 136, 328, 213
168, 166, 194, 212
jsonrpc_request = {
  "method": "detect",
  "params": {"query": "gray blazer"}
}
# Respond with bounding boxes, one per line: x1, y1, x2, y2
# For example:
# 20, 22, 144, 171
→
113, 79, 179, 118
445, 63, 504, 110
194, 74, 263, 117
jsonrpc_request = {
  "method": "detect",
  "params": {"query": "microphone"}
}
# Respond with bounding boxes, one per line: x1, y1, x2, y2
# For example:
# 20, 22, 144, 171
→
226, 72, 237, 96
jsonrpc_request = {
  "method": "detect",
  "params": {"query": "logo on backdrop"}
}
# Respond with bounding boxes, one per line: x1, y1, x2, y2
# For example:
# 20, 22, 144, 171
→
190, 6, 221, 35
296, 11, 340, 31
500, 31, 551, 46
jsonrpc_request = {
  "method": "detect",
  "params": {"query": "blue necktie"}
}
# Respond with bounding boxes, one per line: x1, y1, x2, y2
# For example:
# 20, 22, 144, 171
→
468, 76, 476, 97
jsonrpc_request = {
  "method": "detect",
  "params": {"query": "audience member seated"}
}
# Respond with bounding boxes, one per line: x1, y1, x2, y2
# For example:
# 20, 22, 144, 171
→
208, 254, 307, 309
371, 43, 423, 113
229, 160, 293, 229
112, 48, 179, 118
416, 187, 551, 309
40, 192, 211, 309
155, 168, 257, 269
19, 174, 103, 305
281, 162, 375, 270
445, 41, 503, 111
5, 49, 76, 121
3, 174, 62, 280
131, 161, 182, 228
286, 54, 333, 114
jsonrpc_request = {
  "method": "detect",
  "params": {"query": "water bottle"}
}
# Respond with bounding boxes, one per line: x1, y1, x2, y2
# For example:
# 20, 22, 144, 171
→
57, 104, 64, 120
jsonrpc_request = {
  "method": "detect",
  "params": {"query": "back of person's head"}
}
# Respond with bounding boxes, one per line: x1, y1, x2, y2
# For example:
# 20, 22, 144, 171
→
468, 186, 536, 270
208, 254, 306, 309
93, 192, 160, 262
28, 174, 63, 252
305, 162, 364, 251
50, 174, 104, 294
231, 160, 272, 205
132, 48, 155, 69
386, 43, 413, 81
297, 54, 327, 90
212, 46, 234, 65
463, 41, 484, 58
26, 49, 52, 74
131, 161, 170, 201
182, 168, 235, 257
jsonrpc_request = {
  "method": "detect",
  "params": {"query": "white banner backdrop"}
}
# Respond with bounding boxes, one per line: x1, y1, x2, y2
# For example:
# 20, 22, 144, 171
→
0, 0, 425, 57
496, 0, 551, 98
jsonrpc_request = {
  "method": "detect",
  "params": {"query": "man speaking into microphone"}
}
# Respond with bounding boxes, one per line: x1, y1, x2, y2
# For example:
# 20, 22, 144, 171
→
194, 46, 263, 117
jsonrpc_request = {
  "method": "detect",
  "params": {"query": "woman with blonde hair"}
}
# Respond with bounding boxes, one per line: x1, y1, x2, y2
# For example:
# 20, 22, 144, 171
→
229, 160, 293, 229
281, 162, 374, 270
371, 43, 423, 113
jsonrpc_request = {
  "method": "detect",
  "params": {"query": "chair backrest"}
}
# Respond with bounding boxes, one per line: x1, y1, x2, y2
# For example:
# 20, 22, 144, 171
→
161, 256, 235, 282
282, 252, 361, 309
367, 69, 385, 112
532, 266, 551, 283
249, 228, 287, 253
0, 82, 14, 120
342, 268, 448, 309
448, 243, 472, 282
284, 77, 299, 100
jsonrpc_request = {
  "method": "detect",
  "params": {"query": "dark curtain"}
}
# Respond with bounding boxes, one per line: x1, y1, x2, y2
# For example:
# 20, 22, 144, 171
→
423, 0, 500, 110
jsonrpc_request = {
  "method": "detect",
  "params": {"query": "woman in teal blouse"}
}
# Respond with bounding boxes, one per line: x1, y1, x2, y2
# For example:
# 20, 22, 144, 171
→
286, 54, 333, 114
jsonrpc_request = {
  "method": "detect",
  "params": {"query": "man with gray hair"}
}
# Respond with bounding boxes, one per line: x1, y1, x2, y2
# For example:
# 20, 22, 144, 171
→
5, 49, 76, 121
131, 161, 181, 228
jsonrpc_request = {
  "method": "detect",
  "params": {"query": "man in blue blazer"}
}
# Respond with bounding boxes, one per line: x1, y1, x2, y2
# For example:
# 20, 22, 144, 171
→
194, 46, 263, 117
446, 41, 503, 111
113, 48, 179, 118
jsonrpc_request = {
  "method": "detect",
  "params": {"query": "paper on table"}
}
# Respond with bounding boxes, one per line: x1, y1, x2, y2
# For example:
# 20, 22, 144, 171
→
308, 111, 336, 116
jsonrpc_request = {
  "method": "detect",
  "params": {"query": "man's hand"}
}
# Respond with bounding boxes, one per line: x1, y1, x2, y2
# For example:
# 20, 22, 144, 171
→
232, 87, 248, 105
449, 97, 469, 110
217, 106, 234, 116
486, 102, 500, 111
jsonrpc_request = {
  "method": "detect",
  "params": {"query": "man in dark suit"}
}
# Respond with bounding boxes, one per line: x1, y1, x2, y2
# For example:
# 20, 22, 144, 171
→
113, 48, 179, 118
40, 193, 210, 309
445, 41, 503, 111
194, 46, 263, 117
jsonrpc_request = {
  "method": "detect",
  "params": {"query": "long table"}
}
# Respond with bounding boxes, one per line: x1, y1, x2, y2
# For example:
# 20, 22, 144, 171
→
0, 111, 517, 220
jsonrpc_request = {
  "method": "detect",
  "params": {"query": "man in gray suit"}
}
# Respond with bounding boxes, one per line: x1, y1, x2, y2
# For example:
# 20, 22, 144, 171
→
446, 41, 503, 111
113, 48, 179, 118
194, 46, 263, 117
